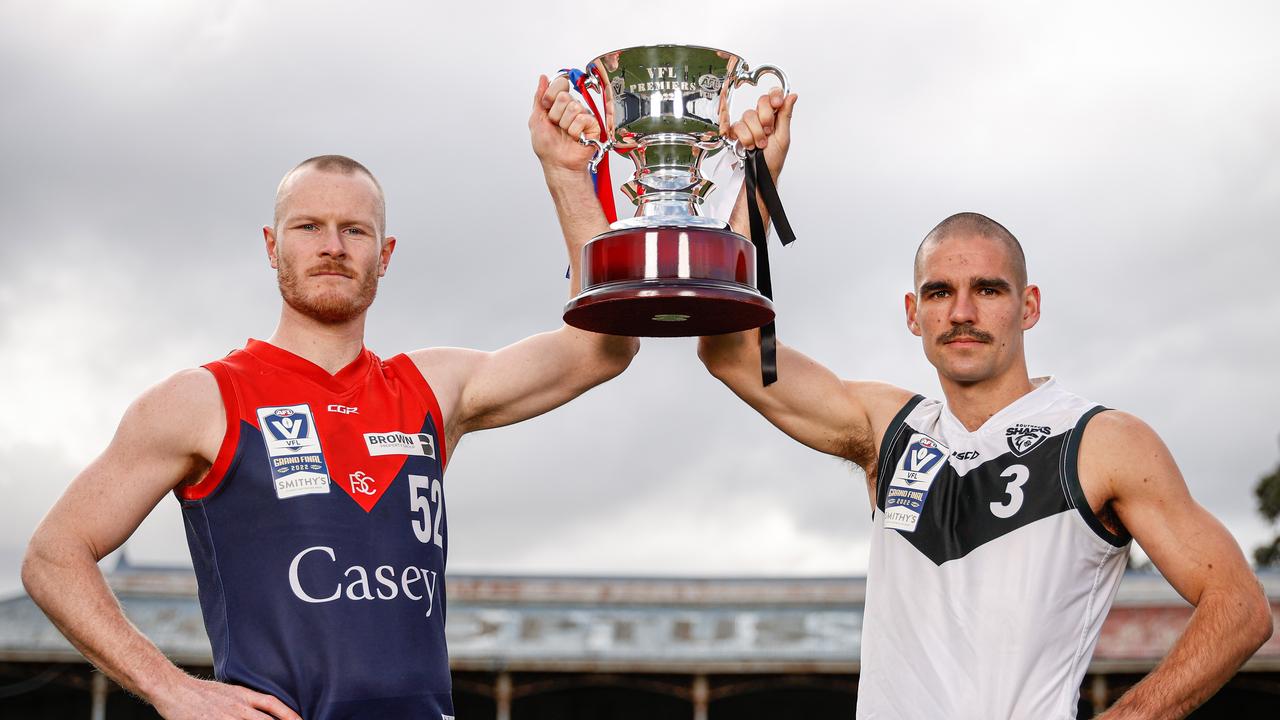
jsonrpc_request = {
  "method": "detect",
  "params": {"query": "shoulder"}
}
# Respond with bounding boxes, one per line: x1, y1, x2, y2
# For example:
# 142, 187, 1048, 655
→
402, 347, 484, 390
1079, 410, 1168, 462
847, 381, 921, 431
134, 367, 222, 418
840, 380, 918, 466
1078, 409, 1181, 501
115, 367, 224, 461
401, 347, 486, 416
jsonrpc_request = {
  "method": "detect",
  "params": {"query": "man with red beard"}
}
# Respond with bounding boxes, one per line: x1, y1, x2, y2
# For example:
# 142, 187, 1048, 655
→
22, 77, 637, 719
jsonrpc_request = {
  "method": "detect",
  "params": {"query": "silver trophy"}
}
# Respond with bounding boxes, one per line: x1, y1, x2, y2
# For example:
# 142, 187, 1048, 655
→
561, 44, 789, 337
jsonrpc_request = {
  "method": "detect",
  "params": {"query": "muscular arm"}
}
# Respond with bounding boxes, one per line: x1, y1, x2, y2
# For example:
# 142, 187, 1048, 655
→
699, 329, 910, 470
700, 89, 912, 476
411, 75, 639, 449
1084, 412, 1274, 719
21, 370, 300, 720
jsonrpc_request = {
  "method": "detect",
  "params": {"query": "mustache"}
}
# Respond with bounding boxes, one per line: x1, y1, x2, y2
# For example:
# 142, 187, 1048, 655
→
939, 325, 994, 344
308, 262, 356, 277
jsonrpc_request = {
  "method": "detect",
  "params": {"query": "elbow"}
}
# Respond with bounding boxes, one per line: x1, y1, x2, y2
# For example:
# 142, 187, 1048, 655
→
1225, 579, 1277, 654
595, 336, 640, 383
618, 336, 641, 366
20, 535, 51, 602
697, 338, 729, 380
21, 525, 89, 606
1247, 590, 1275, 652
609, 336, 640, 374
699, 336, 752, 385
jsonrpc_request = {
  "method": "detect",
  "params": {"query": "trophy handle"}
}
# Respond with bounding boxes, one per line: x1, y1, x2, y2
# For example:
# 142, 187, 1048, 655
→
728, 63, 790, 159
733, 63, 790, 96
554, 69, 615, 172
580, 134, 613, 173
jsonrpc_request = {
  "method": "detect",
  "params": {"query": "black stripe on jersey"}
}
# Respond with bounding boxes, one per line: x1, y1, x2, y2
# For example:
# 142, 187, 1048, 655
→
1062, 406, 1131, 547
885, 428, 1077, 565
874, 395, 925, 516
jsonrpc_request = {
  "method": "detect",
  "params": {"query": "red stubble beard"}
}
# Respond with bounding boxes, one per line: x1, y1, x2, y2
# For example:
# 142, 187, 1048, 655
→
276, 256, 379, 325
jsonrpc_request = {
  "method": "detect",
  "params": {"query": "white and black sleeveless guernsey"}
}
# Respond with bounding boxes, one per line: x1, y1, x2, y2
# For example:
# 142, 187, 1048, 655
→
857, 378, 1131, 720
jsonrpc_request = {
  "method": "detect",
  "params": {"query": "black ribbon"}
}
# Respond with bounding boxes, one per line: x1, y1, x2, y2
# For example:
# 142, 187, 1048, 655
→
742, 148, 796, 386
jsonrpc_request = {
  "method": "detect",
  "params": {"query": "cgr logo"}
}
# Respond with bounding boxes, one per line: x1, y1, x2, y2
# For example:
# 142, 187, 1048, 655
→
327, 404, 358, 415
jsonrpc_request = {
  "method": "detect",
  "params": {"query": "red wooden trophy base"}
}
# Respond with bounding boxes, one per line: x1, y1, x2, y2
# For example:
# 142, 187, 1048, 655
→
563, 226, 774, 337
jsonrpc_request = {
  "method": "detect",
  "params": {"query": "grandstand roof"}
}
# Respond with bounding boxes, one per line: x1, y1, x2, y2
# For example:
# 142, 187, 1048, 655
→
3, 559, 1278, 673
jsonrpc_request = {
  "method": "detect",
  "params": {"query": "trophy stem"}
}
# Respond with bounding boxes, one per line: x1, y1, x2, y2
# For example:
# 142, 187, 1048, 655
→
617, 133, 722, 229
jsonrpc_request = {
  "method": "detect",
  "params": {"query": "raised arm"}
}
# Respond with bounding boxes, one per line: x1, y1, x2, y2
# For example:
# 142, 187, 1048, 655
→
411, 75, 639, 449
699, 89, 913, 473
1084, 412, 1274, 719
22, 370, 301, 720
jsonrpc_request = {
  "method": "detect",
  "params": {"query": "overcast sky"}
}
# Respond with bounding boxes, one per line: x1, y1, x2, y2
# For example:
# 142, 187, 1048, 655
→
2, 0, 1279, 598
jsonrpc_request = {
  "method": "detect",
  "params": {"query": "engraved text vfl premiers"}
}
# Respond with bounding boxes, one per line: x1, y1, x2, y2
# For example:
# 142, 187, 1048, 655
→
884, 433, 950, 533
256, 404, 331, 499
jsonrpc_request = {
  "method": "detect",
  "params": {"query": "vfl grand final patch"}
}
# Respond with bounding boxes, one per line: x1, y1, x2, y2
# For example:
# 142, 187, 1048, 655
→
256, 404, 331, 499
884, 433, 949, 532
1006, 423, 1051, 456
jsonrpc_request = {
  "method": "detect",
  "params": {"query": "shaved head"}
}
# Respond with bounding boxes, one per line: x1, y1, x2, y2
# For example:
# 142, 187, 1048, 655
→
915, 212, 1027, 289
274, 155, 386, 237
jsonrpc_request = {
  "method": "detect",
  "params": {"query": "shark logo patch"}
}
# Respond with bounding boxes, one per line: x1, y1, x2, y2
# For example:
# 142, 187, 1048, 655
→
1006, 423, 1051, 456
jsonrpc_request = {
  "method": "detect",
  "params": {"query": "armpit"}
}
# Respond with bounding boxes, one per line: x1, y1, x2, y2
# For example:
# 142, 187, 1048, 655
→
840, 426, 877, 494
1094, 499, 1129, 538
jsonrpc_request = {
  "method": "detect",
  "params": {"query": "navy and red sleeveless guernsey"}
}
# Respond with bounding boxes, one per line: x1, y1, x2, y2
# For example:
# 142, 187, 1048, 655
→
178, 339, 454, 719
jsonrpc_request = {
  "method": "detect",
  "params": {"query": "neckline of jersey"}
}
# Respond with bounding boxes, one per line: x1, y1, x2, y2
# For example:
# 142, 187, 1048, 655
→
940, 375, 1057, 437
243, 338, 375, 394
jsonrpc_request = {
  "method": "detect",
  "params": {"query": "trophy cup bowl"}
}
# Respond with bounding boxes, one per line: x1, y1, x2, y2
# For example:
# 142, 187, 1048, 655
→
561, 45, 788, 337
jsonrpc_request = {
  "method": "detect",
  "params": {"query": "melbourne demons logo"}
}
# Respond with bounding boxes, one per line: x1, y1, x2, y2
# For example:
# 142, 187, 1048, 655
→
901, 436, 945, 480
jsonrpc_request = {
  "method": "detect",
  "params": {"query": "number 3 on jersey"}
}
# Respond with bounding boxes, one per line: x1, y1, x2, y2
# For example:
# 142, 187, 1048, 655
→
990, 464, 1030, 519
409, 474, 444, 548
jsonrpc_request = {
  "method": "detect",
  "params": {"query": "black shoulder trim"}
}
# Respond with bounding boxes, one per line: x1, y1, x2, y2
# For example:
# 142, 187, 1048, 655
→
874, 394, 925, 513
1063, 405, 1130, 547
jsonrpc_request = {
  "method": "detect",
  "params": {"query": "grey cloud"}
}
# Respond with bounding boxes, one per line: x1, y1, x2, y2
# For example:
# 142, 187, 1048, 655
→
2, 0, 1279, 591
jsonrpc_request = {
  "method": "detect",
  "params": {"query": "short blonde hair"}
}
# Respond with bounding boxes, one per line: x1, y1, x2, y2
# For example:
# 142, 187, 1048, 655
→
273, 155, 386, 237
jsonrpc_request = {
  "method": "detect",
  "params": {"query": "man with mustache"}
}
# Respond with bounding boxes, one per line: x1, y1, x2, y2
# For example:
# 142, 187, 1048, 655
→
697, 93, 1272, 718
538, 76, 1272, 716
21, 76, 637, 719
